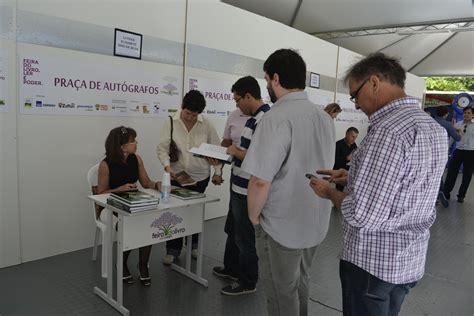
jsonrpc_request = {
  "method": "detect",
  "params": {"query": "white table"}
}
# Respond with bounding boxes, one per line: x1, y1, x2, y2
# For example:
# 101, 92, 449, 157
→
88, 190, 219, 315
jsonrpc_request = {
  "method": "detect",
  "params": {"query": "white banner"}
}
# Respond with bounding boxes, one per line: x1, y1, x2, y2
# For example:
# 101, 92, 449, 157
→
335, 94, 369, 124
188, 76, 270, 117
18, 43, 182, 117
0, 48, 8, 113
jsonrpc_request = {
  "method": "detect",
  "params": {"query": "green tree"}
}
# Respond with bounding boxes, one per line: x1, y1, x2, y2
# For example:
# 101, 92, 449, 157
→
425, 77, 474, 91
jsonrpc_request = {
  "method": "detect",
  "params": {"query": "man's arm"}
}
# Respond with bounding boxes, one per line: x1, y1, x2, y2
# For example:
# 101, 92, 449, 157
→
247, 175, 271, 224
226, 144, 247, 161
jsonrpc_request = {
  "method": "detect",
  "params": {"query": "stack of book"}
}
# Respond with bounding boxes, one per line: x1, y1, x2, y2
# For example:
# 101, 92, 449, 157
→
107, 190, 159, 213
170, 187, 206, 200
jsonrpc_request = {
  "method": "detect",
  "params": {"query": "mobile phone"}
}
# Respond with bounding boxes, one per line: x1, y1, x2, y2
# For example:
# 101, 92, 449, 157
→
305, 173, 320, 180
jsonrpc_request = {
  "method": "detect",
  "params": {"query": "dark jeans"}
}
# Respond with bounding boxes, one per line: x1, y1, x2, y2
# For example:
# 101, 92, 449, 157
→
443, 149, 474, 199
230, 191, 258, 288
339, 260, 417, 316
222, 187, 239, 276
166, 177, 210, 257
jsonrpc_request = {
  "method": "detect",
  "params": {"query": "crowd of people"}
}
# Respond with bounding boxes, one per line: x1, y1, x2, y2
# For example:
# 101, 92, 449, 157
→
96, 48, 472, 315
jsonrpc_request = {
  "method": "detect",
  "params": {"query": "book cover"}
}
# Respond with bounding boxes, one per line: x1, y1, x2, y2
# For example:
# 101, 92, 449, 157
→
110, 190, 159, 205
188, 143, 232, 163
170, 187, 206, 200
107, 198, 158, 213
174, 171, 197, 186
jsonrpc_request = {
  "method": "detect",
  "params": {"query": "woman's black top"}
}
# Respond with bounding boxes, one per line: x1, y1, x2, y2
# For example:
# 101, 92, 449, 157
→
103, 154, 139, 189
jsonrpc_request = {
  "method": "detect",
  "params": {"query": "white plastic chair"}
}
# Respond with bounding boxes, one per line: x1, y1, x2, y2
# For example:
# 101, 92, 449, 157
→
87, 162, 111, 278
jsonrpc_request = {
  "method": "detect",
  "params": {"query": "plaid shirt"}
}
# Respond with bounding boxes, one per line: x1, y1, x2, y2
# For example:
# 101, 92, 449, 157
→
341, 97, 448, 284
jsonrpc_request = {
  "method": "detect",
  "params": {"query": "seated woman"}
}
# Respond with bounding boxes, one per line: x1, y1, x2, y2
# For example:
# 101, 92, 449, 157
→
97, 126, 161, 286
324, 102, 342, 119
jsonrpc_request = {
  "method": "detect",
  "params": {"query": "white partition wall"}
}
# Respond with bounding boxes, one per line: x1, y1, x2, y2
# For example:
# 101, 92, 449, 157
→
0, 0, 427, 266
0, 36, 21, 267
14, 0, 186, 262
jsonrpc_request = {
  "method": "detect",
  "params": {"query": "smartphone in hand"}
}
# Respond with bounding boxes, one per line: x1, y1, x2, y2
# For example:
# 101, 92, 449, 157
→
305, 173, 320, 180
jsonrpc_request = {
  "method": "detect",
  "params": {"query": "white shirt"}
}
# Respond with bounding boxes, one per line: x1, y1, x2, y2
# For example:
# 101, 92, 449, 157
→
456, 121, 474, 150
157, 110, 221, 181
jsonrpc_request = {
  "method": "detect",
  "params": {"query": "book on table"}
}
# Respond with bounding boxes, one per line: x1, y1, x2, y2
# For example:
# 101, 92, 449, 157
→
174, 171, 197, 186
188, 143, 232, 164
110, 190, 159, 205
170, 187, 206, 200
106, 198, 158, 213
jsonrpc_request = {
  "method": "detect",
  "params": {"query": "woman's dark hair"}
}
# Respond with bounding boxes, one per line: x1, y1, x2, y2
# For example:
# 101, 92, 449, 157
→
344, 52, 406, 88
182, 90, 206, 113
263, 49, 306, 90
105, 126, 137, 164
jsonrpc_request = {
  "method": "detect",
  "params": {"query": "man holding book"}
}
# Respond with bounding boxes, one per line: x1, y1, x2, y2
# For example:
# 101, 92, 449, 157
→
212, 76, 270, 296
157, 90, 224, 265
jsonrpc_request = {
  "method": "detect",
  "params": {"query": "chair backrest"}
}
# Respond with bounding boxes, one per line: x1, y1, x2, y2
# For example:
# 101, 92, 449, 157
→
87, 163, 103, 220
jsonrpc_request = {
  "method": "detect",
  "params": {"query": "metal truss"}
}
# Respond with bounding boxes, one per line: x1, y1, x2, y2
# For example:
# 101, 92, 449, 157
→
313, 19, 474, 39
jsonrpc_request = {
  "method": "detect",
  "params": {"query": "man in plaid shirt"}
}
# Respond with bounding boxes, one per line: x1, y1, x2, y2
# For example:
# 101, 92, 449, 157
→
310, 53, 448, 316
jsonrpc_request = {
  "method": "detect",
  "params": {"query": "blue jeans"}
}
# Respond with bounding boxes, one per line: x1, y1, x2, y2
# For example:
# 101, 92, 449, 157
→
339, 260, 417, 316
231, 191, 258, 288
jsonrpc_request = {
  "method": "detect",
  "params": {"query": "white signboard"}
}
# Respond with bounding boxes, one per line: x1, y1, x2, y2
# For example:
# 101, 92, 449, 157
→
19, 44, 181, 117
335, 94, 369, 125
0, 49, 8, 113
114, 29, 142, 59
309, 72, 320, 89
188, 76, 270, 117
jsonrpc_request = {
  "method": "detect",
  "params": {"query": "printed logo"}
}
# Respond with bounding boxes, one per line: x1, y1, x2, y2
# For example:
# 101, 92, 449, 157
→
161, 83, 179, 96
142, 105, 150, 114
189, 78, 199, 90
42, 103, 56, 108
153, 105, 160, 114
151, 212, 185, 239
58, 102, 75, 108
35, 100, 43, 107
24, 99, 32, 108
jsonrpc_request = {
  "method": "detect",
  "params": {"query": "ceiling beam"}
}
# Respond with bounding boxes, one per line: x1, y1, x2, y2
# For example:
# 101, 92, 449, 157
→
290, 0, 303, 27
310, 17, 474, 36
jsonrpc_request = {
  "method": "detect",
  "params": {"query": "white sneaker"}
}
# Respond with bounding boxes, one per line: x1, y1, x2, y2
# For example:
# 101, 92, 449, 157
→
162, 254, 175, 265
191, 249, 198, 259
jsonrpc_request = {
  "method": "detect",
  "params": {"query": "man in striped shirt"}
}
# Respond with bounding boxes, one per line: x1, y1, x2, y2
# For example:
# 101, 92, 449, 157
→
215, 76, 270, 296
310, 53, 448, 316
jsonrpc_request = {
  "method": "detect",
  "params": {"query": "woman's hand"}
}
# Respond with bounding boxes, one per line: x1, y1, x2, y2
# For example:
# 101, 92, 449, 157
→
206, 157, 221, 166
117, 183, 137, 192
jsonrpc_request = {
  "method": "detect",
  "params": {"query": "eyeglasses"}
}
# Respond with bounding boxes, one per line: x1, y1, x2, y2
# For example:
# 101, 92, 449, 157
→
125, 140, 138, 145
350, 78, 370, 103
121, 127, 128, 135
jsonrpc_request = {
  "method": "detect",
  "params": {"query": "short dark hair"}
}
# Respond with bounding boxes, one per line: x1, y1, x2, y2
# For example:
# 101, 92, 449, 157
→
463, 106, 472, 113
436, 106, 449, 117
344, 52, 406, 89
231, 76, 262, 99
346, 127, 359, 134
105, 126, 137, 164
182, 90, 206, 113
263, 49, 306, 89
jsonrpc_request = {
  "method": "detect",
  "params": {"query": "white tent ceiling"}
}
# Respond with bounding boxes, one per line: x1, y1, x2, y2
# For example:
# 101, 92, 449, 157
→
222, 0, 474, 77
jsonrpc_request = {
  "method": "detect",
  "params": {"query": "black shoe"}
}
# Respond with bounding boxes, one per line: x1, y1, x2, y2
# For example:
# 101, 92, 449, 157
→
123, 264, 134, 284
138, 263, 151, 286
221, 282, 256, 296
212, 266, 238, 281
457, 196, 464, 203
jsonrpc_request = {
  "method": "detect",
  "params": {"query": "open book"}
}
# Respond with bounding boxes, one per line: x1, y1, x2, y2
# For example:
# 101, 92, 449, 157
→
174, 171, 197, 186
188, 143, 232, 164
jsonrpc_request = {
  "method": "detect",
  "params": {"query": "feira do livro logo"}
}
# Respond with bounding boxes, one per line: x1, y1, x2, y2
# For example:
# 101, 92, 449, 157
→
150, 212, 185, 239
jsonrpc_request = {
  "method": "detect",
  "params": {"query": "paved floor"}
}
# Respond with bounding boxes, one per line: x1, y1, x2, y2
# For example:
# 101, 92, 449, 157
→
0, 179, 472, 315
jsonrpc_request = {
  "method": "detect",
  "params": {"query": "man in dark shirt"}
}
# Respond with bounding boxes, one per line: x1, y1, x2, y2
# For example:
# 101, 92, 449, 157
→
334, 127, 359, 191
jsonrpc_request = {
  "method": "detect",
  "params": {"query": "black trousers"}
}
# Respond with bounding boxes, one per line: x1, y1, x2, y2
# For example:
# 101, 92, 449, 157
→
443, 149, 474, 199
166, 177, 210, 256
